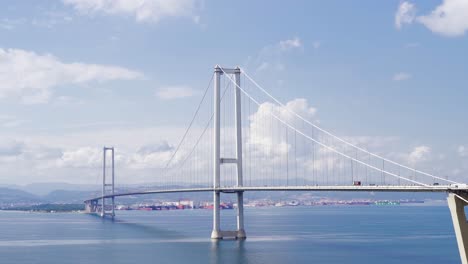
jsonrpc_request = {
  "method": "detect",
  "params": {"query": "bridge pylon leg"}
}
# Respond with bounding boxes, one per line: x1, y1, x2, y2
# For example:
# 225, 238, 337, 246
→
448, 192, 468, 264
211, 191, 221, 239
236, 191, 246, 239
211, 65, 222, 239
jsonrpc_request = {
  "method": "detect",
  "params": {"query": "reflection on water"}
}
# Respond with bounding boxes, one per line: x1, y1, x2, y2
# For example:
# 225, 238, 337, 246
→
211, 240, 247, 264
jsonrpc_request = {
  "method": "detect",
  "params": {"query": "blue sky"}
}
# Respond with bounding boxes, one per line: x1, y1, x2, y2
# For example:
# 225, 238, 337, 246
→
0, 0, 467, 185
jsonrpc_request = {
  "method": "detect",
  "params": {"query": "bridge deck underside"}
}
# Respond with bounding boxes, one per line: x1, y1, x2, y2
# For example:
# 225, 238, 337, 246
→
85, 185, 467, 202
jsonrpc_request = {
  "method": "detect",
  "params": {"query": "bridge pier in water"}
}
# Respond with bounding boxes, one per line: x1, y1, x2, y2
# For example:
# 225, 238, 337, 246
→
211, 65, 246, 240
448, 192, 468, 264
84, 199, 99, 214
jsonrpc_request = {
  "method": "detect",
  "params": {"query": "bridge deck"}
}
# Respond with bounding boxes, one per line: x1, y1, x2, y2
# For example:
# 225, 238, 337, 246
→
85, 185, 467, 202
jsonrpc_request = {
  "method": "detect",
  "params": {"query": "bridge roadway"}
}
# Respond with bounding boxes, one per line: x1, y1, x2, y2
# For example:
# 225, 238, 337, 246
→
85, 185, 468, 202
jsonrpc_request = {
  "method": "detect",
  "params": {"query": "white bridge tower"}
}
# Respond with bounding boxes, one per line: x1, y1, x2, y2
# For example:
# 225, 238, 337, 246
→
211, 65, 246, 239
101, 147, 115, 218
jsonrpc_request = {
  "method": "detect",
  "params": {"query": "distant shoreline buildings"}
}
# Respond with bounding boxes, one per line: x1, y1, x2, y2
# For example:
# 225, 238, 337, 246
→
114, 198, 430, 211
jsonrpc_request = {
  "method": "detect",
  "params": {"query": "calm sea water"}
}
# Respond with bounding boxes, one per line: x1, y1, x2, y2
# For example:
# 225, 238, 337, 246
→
0, 205, 460, 264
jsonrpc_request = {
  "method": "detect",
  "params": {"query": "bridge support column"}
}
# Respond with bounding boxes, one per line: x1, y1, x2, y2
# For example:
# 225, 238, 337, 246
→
448, 192, 468, 264
211, 65, 222, 239
85, 200, 98, 214
236, 191, 246, 238
234, 67, 246, 239
85, 201, 91, 213
211, 191, 221, 239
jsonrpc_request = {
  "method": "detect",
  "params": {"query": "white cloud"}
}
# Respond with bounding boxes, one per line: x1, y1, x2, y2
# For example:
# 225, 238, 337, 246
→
248, 98, 317, 157
0, 138, 165, 170
53, 141, 174, 170
250, 37, 303, 73
417, 0, 468, 37
54, 146, 128, 169
0, 48, 143, 104
393, 72, 412, 81
279, 37, 302, 51
395, 1, 416, 29
0, 126, 184, 184
127, 141, 174, 169
155, 85, 197, 100
396, 0, 468, 37
407, 145, 431, 164
458, 145, 467, 157
63, 0, 200, 23
56, 147, 102, 168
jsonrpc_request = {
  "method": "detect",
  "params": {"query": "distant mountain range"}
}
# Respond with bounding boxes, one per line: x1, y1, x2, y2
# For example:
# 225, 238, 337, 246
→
0, 182, 101, 205
0, 182, 100, 196
0, 187, 43, 204
0, 187, 97, 205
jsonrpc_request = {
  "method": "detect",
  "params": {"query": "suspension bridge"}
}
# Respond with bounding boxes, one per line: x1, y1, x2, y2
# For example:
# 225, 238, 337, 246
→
84, 65, 468, 263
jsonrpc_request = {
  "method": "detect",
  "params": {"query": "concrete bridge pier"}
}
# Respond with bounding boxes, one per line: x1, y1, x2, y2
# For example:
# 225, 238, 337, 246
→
448, 192, 468, 264
210, 190, 246, 240
85, 200, 98, 213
